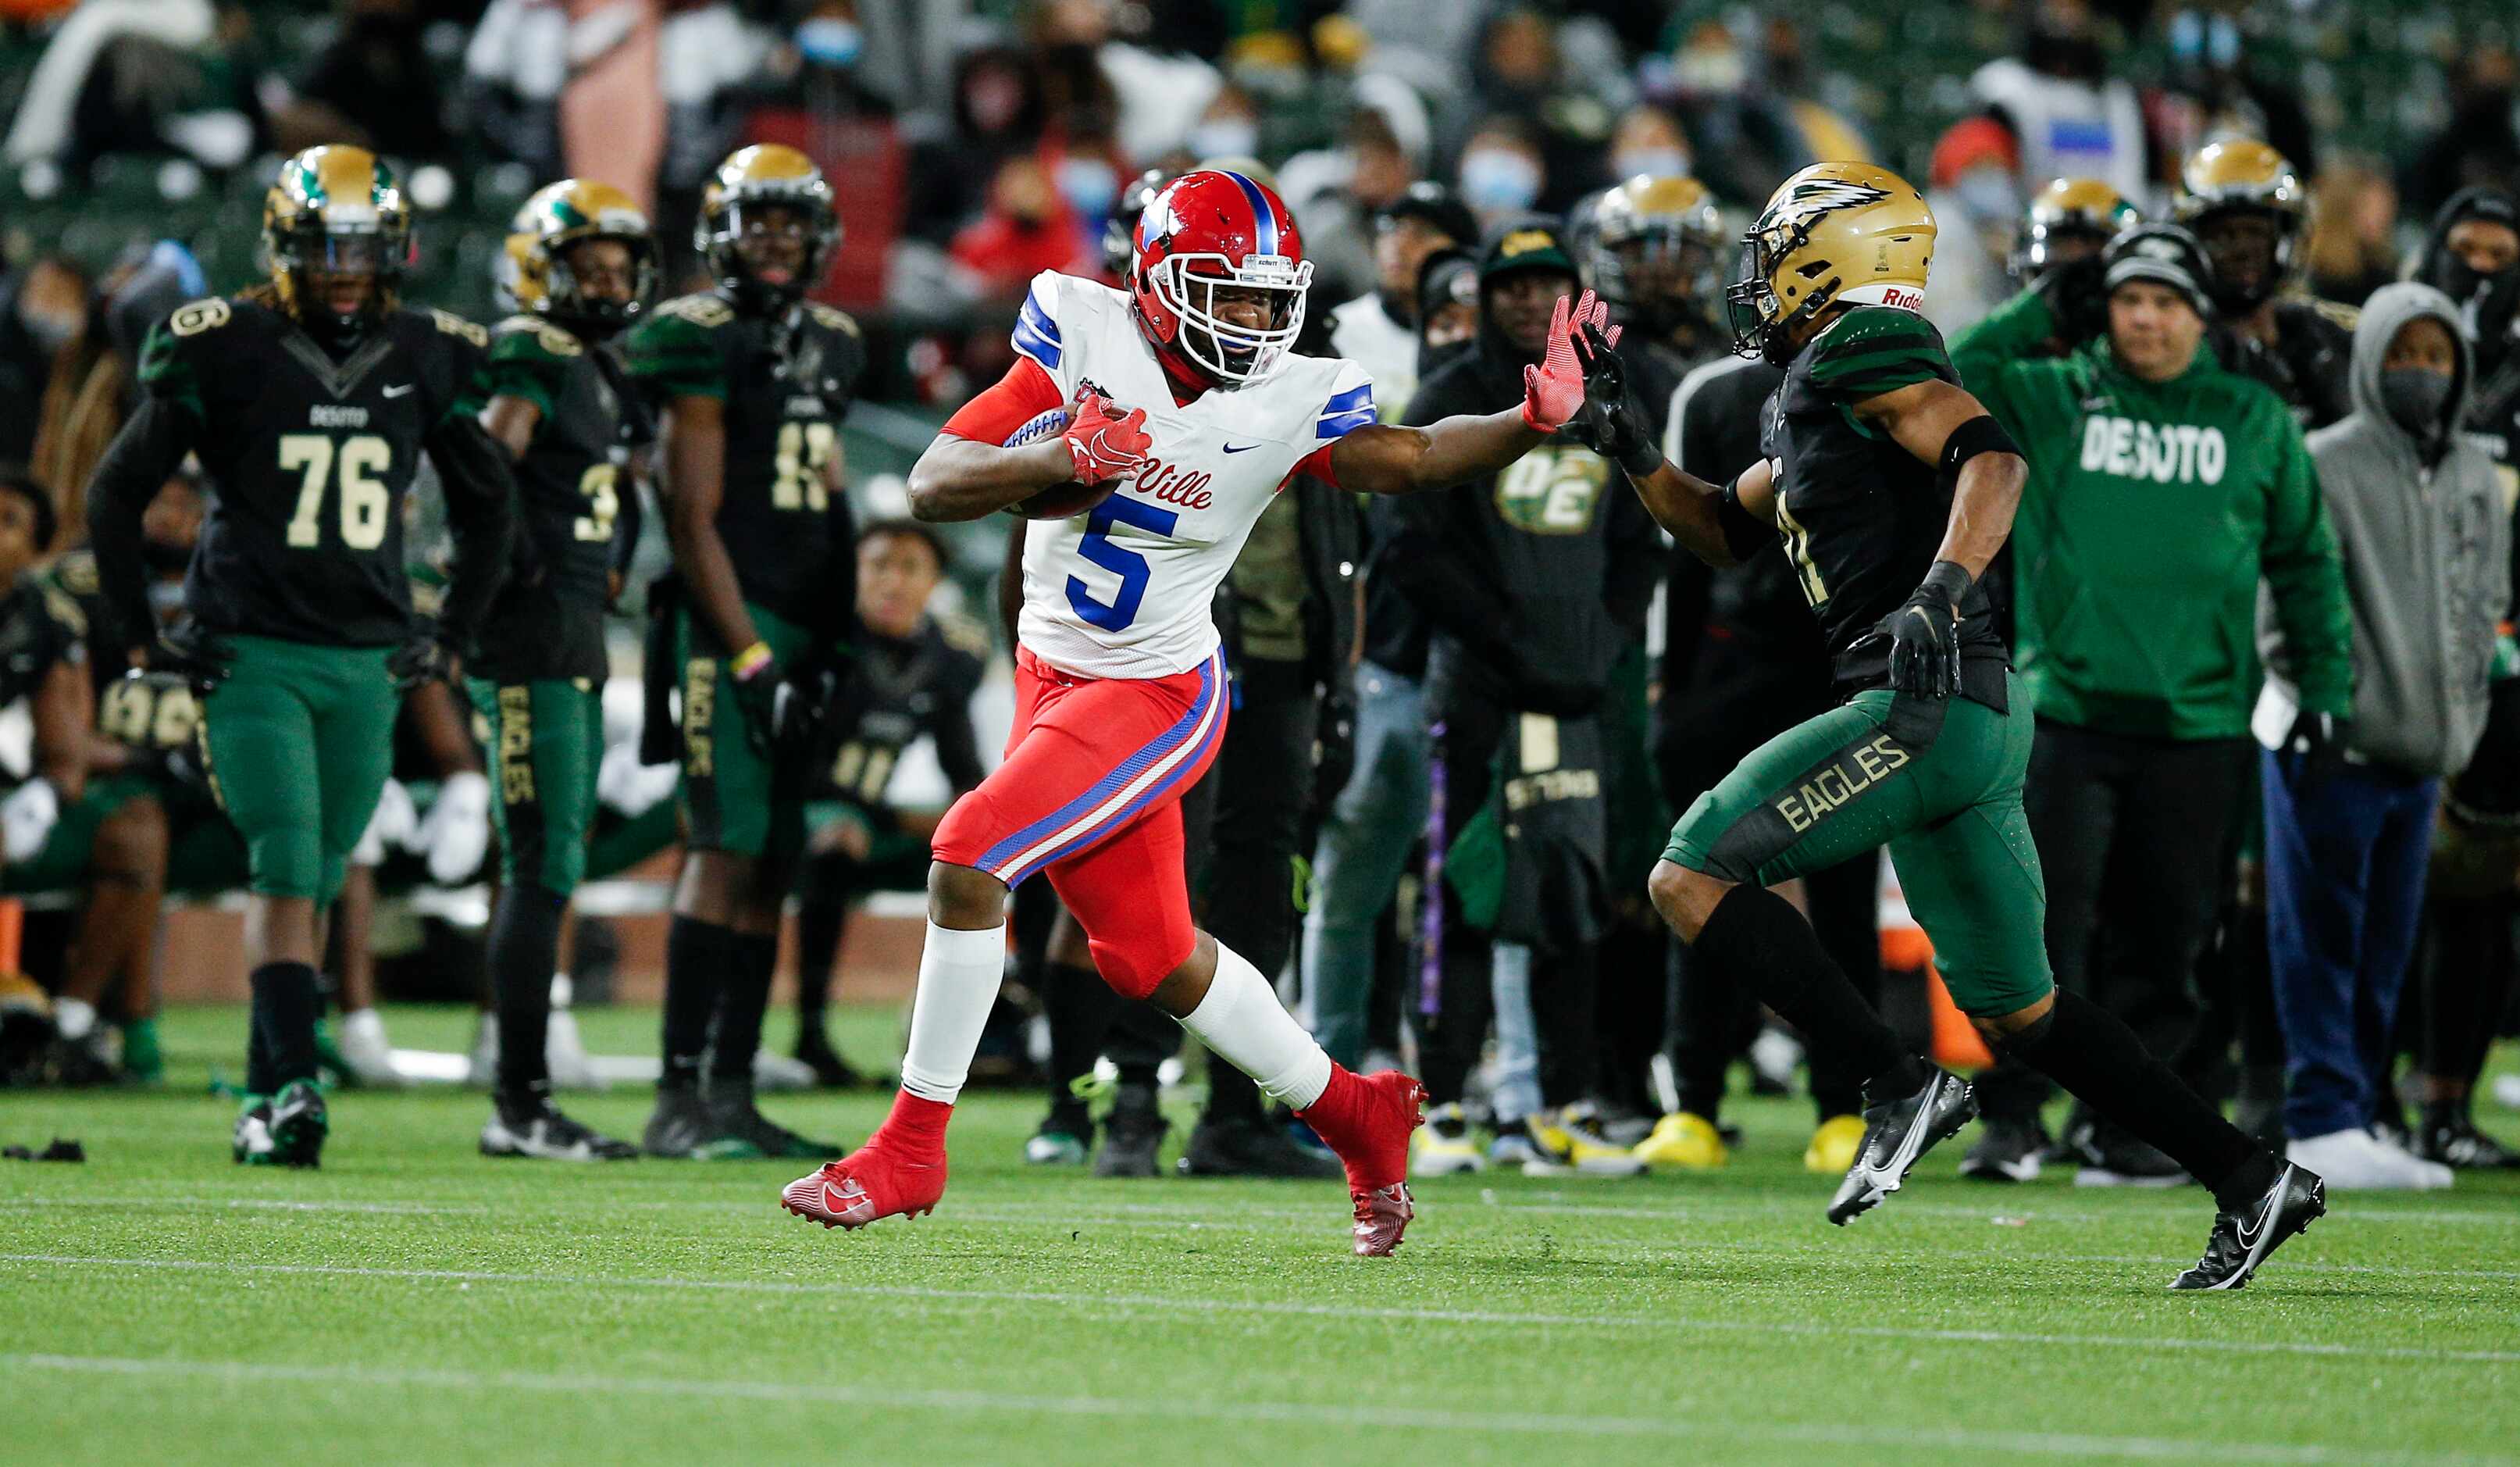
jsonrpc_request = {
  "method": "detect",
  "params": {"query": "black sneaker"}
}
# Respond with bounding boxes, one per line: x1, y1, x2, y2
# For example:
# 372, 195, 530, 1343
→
793, 1030, 867, 1090
1178, 1115, 1341, 1179
483, 1088, 636, 1161
2413, 1113, 2520, 1170
1827, 1069, 1976, 1225
233, 1080, 327, 1169
642, 1085, 755, 1159
1959, 1115, 2049, 1183
1093, 1088, 1168, 1178
704, 1080, 836, 1158
2069, 1119, 2190, 1187
2171, 1162, 2326, 1291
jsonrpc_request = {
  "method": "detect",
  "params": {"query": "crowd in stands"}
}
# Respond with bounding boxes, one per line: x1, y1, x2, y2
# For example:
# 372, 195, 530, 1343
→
1, 0, 2516, 1188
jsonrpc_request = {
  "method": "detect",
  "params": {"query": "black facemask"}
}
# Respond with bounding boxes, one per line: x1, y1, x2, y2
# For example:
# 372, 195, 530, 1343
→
2429, 256, 2520, 352
2380, 367, 2456, 437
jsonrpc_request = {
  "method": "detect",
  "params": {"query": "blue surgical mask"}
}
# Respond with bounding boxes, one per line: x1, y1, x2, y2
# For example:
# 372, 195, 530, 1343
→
796, 17, 861, 68
1612, 147, 1689, 181
1460, 149, 1541, 213
1189, 119, 1259, 162
1057, 157, 1120, 218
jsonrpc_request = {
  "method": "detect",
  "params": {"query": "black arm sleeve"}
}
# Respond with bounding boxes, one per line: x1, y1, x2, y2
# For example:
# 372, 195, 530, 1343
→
85, 396, 198, 654
422, 413, 519, 646
930, 659, 988, 796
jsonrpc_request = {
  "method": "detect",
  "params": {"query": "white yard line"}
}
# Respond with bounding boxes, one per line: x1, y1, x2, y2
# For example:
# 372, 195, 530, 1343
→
5, 1353, 2504, 1464
6, 1253, 2514, 1367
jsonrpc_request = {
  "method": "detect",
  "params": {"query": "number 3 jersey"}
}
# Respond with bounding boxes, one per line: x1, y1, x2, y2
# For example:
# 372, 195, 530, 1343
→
135, 295, 491, 647
946, 270, 1376, 680
461, 315, 651, 682
622, 291, 865, 634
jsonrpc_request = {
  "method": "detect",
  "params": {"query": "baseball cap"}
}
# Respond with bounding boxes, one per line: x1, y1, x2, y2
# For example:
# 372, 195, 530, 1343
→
1375, 181, 1478, 247
1478, 219, 1578, 285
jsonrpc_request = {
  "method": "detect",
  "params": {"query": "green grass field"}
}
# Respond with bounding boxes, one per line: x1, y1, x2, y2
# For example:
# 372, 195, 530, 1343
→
5, 1003, 2517, 1466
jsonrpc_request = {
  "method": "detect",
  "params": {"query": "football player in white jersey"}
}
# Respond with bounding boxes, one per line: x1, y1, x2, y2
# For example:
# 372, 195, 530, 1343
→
782, 169, 1616, 1255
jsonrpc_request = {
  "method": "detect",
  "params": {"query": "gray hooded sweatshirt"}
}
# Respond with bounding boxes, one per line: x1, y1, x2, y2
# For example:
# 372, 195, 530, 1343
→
2257, 281, 2511, 778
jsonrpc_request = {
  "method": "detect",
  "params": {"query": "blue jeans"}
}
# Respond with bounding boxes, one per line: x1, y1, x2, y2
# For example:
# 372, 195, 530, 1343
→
1300, 662, 1429, 1067
2261, 750, 2439, 1140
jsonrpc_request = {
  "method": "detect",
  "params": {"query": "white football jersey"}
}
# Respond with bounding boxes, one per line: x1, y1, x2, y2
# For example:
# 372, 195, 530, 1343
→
1006, 269, 1375, 679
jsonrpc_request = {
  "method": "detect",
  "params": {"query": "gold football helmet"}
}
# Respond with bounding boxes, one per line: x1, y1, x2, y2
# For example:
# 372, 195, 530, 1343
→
1584, 174, 1727, 336
500, 179, 657, 337
262, 145, 410, 341
1726, 162, 1935, 364
2011, 177, 2140, 284
2172, 139, 2305, 309
697, 145, 840, 310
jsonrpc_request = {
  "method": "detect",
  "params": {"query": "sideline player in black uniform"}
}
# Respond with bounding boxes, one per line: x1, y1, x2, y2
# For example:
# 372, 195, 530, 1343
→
1566, 162, 2322, 1290
624, 144, 864, 1158
790, 518, 986, 1086
85, 145, 516, 1167
465, 179, 655, 1160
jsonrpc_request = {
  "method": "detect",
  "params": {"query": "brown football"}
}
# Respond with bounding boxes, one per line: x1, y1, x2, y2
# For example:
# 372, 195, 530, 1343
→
1007, 478, 1121, 520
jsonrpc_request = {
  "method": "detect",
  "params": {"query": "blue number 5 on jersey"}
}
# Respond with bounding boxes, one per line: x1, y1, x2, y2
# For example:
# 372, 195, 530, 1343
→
1067, 497, 1179, 630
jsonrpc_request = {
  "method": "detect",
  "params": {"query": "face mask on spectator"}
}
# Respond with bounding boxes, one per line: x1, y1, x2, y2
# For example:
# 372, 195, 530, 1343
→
17, 298, 80, 352
1191, 119, 1260, 161
1057, 158, 1119, 219
1612, 147, 1688, 180
796, 17, 862, 68
1460, 150, 1540, 213
2433, 257, 2520, 344
2380, 367, 2455, 435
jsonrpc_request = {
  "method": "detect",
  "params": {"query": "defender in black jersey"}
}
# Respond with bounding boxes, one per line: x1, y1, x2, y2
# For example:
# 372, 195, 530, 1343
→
465, 178, 656, 1162
622, 144, 864, 1158
790, 519, 986, 1086
85, 145, 515, 1168
1570, 162, 2321, 1290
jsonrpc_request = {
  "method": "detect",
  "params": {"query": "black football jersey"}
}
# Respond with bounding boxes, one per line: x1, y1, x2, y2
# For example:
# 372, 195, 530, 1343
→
623, 291, 865, 629
135, 295, 489, 647
0, 564, 87, 708
1763, 307, 2005, 694
465, 315, 648, 681
814, 618, 987, 816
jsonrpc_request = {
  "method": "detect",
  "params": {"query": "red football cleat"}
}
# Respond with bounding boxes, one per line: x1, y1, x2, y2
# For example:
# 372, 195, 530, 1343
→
1298, 1067, 1427, 1257
779, 1141, 946, 1230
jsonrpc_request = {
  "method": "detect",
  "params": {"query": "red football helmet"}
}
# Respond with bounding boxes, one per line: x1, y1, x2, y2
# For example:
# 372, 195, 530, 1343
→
1130, 170, 1312, 385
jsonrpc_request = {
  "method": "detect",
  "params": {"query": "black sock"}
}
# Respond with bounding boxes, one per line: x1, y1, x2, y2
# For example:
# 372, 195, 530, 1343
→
660, 916, 735, 1090
793, 897, 844, 1047
490, 883, 566, 1098
1692, 885, 1918, 1100
1109, 997, 1178, 1094
248, 961, 323, 1091
708, 931, 778, 1083
1042, 958, 1124, 1115
2004, 988, 2270, 1209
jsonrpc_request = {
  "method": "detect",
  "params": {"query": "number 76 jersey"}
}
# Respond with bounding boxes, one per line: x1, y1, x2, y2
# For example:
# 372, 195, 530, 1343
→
623, 291, 867, 635
990, 270, 1375, 679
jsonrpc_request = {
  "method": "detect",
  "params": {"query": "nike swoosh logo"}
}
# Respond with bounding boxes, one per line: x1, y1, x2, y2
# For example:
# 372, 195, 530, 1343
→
1222, 443, 1258, 454
382, 384, 415, 398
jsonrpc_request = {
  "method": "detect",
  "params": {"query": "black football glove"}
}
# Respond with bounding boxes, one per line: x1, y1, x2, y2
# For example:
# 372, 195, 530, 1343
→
1878, 560, 1972, 699
2283, 708, 2351, 791
149, 621, 235, 696
768, 661, 838, 765
730, 654, 781, 757
1562, 322, 1666, 477
387, 630, 462, 691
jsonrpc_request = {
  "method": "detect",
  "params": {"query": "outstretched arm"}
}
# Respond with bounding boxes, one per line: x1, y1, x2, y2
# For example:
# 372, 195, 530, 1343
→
1560, 321, 1770, 569
1331, 288, 1609, 497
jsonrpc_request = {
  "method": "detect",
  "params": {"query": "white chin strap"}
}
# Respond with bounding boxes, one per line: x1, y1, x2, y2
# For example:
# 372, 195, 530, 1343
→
1153, 253, 1312, 384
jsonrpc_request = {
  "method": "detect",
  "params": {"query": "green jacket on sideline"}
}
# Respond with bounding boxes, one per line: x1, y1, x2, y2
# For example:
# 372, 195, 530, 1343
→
1951, 288, 2353, 741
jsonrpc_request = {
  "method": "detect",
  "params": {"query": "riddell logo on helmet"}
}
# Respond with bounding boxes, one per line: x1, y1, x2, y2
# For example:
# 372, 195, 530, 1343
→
1880, 286, 1923, 310
1136, 455, 1215, 510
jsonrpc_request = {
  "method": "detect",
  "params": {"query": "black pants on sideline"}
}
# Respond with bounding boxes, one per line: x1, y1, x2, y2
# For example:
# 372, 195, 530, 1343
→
1657, 637, 1880, 1123
1976, 720, 2254, 1126
1417, 689, 1602, 1112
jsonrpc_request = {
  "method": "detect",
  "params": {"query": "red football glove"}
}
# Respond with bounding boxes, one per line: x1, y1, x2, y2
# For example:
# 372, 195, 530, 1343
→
1062, 393, 1153, 484
1521, 288, 1619, 433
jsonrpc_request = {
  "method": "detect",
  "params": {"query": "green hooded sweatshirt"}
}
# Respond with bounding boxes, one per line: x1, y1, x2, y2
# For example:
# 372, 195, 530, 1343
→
1951, 289, 2353, 739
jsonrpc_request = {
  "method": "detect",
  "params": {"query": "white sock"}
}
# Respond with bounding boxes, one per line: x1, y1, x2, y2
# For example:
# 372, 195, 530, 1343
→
1178, 941, 1334, 1110
55, 997, 95, 1042
898, 922, 1005, 1104
344, 1007, 387, 1046
549, 973, 573, 1009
